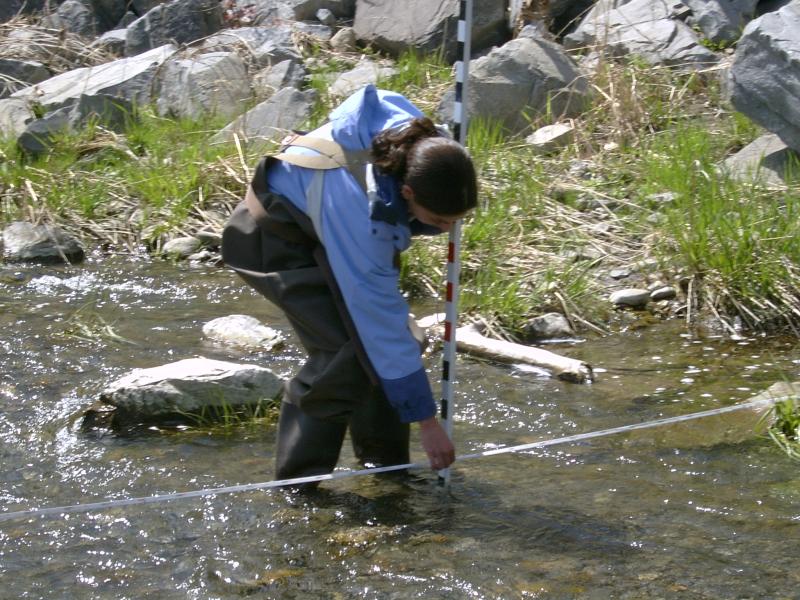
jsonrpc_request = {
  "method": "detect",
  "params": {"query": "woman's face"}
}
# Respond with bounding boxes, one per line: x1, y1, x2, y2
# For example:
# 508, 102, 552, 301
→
401, 184, 467, 232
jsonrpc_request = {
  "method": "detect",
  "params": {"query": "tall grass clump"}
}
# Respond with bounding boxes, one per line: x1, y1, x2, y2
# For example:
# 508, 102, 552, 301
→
639, 124, 800, 332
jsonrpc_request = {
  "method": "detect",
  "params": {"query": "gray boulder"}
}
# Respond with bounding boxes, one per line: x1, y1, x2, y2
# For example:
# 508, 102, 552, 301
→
90, 29, 128, 55
252, 59, 307, 100
683, 0, 758, 45
155, 52, 251, 120
98, 357, 284, 424
730, 1, 800, 153
329, 60, 397, 99
0, 59, 50, 99
2, 221, 85, 264
125, 0, 225, 57
437, 36, 590, 135
0, 98, 35, 139
353, 0, 508, 63
12, 44, 177, 112
245, 0, 356, 22
212, 87, 316, 149
55, 0, 98, 37
721, 133, 800, 187
564, 0, 718, 69
18, 94, 133, 155
200, 26, 301, 67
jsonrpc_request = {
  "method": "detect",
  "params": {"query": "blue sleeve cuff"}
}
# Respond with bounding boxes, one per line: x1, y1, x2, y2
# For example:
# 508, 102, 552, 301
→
380, 367, 437, 423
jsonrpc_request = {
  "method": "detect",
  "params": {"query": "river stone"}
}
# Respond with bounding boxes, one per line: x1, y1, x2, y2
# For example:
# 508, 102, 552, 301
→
1, 221, 85, 264
99, 357, 284, 423
203, 314, 285, 350
729, 2, 800, 153
523, 312, 575, 340
161, 236, 202, 258
609, 288, 650, 308
650, 286, 677, 302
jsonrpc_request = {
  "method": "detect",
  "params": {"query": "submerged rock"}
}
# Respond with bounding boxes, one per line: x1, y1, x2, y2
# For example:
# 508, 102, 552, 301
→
203, 315, 285, 350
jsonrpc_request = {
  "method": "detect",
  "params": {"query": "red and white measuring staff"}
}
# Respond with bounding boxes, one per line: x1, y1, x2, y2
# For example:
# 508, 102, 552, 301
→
440, 0, 473, 485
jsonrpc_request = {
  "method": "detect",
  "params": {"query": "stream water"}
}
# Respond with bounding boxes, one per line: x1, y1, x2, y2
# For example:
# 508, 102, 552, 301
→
1, 256, 799, 599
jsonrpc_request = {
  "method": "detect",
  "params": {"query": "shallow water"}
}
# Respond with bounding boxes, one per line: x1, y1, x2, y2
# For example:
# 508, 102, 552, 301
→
1, 256, 799, 599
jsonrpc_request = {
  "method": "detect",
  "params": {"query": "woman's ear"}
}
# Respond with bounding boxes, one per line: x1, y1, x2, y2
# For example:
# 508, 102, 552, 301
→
400, 184, 415, 203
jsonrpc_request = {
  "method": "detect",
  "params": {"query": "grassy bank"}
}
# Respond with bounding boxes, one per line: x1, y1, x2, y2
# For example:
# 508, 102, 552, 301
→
1, 47, 800, 340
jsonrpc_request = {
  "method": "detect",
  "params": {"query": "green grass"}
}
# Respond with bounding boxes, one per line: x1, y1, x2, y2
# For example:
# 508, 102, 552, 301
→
763, 397, 800, 461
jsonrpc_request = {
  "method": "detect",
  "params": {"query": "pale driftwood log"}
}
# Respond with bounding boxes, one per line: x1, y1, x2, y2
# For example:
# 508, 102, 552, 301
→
416, 315, 593, 383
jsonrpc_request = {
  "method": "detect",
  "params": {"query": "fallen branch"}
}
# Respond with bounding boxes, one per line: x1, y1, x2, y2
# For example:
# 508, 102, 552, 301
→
418, 315, 593, 383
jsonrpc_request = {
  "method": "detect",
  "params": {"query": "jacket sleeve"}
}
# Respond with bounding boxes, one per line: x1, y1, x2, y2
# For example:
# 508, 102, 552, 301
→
318, 170, 437, 423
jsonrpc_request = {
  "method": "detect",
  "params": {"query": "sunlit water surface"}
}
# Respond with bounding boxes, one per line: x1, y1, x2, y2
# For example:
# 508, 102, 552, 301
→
1, 257, 799, 599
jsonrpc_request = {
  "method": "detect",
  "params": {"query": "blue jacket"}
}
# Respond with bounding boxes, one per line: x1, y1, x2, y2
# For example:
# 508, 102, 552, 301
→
265, 85, 440, 423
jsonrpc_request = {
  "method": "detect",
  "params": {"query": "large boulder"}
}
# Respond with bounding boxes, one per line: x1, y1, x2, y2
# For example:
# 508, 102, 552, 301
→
564, 0, 718, 69
729, 0, 800, 153
353, 0, 508, 63
97, 357, 284, 425
1, 221, 85, 264
125, 0, 225, 56
683, 0, 759, 45
211, 87, 316, 150
12, 44, 177, 112
154, 52, 251, 120
437, 36, 590, 135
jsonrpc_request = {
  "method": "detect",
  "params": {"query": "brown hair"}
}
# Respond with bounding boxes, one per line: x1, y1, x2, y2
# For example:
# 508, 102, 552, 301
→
371, 117, 478, 216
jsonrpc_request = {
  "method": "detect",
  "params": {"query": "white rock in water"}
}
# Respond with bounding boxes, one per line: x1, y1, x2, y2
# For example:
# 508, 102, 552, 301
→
100, 357, 284, 422
203, 314, 285, 350
609, 288, 651, 308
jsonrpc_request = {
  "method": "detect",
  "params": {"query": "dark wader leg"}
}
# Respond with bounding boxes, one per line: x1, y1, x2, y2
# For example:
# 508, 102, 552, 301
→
222, 187, 411, 487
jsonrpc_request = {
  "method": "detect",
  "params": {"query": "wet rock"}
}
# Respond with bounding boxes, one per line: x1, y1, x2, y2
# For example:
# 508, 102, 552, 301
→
203, 314, 285, 350
161, 236, 202, 258
523, 312, 575, 340
609, 288, 650, 308
1, 221, 85, 264
97, 357, 284, 425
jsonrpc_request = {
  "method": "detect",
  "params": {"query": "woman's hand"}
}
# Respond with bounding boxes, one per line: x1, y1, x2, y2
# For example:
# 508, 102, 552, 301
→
418, 416, 455, 470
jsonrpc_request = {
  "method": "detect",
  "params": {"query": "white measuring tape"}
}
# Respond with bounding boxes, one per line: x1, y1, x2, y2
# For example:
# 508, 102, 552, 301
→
0, 396, 784, 524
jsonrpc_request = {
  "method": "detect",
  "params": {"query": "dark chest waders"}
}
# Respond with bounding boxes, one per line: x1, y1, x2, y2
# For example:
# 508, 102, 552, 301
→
221, 132, 410, 485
